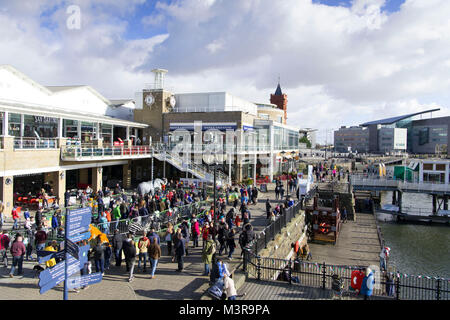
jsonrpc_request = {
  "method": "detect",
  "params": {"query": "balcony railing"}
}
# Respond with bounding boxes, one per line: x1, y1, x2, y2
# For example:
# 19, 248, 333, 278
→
61, 145, 152, 160
14, 137, 58, 150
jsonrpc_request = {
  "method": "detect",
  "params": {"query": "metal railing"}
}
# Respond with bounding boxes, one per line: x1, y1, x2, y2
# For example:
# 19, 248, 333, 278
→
350, 174, 450, 193
242, 200, 303, 257
61, 145, 152, 160
14, 137, 58, 149
92, 200, 213, 236
243, 251, 450, 300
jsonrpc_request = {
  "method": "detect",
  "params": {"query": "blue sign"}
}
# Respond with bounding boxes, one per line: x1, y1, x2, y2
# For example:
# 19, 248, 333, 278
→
66, 239, 79, 260
39, 255, 80, 294
38, 245, 90, 294
67, 207, 92, 236
68, 231, 91, 243
38, 250, 65, 264
67, 272, 102, 289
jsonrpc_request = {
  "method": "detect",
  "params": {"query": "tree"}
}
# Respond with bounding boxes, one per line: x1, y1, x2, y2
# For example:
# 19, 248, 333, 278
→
299, 136, 312, 148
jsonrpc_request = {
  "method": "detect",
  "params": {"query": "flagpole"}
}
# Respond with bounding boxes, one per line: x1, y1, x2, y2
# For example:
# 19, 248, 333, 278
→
64, 209, 69, 300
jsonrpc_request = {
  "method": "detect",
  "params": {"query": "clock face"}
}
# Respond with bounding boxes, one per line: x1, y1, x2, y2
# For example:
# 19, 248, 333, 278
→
145, 94, 155, 107
170, 96, 176, 108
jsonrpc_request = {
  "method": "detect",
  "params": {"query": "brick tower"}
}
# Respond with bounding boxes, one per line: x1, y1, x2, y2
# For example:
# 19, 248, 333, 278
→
270, 82, 288, 124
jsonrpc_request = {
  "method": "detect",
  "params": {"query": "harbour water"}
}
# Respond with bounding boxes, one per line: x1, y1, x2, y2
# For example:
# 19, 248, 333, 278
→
377, 191, 450, 278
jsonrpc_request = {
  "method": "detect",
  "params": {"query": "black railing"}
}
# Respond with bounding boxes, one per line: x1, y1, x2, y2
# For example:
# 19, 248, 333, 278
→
243, 200, 303, 256
243, 250, 450, 300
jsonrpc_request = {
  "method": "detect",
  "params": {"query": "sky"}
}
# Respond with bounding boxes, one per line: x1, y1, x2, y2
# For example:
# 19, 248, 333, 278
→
0, 0, 449, 144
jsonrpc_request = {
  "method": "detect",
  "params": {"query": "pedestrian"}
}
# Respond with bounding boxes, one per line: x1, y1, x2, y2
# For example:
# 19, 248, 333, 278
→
34, 227, 47, 252
148, 237, 161, 279
190, 219, 200, 248
146, 228, 160, 245
51, 212, 59, 234
0, 230, 10, 268
174, 232, 186, 272
0, 201, 4, 229
202, 234, 215, 276
342, 208, 347, 223
265, 199, 272, 219
202, 222, 210, 248
275, 185, 280, 200
138, 234, 150, 273
112, 202, 121, 231
218, 223, 228, 256
112, 229, 123, 267
12, 205, 19, 230
223, 273, 237, 300
360, 267, 375, 300
226, 228, 236, 260
164, 222, 174, 255
122, 233, 136, 282
9, 234, 26, 277
44, 241, 58, 268
92, 237, 105, 275
65, 190, 70, 208
280, 185, 285, 200
104, 242, 112, 270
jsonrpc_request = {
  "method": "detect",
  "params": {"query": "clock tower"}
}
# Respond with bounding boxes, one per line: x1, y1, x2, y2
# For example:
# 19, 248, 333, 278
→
134, 69, 177, 143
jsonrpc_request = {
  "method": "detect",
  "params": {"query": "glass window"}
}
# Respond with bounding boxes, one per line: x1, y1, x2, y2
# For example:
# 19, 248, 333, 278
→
101, 123, 112, 145
8, 113, 21, 137
23, 115, 58, 138
0, 112, 3, 136
64, 119, 79, 139
81, 121, 96, 144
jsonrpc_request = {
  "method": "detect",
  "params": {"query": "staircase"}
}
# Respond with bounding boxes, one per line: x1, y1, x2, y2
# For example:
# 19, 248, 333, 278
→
153, 147, 229, 185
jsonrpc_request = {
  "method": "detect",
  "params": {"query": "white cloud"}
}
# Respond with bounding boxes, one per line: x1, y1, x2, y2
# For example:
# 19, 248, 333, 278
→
0, 0, 450, 143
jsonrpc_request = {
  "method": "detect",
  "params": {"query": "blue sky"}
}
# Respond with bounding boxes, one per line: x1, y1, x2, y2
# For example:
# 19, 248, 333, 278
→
313, 0, 405, 12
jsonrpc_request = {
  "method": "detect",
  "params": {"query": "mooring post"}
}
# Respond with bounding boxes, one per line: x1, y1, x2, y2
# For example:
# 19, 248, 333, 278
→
433, 195, 437, 215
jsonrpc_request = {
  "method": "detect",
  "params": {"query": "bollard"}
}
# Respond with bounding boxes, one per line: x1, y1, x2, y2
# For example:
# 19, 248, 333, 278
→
288, 259, 292, 285
257, 255, 261, 281
436, 278, 441, 301
322, 262, 326, 290
396, 275, 401, 300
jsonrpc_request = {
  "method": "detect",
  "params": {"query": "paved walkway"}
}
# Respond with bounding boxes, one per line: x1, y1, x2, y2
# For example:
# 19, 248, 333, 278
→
238, 278, 392, 300
0, 188, 287, 300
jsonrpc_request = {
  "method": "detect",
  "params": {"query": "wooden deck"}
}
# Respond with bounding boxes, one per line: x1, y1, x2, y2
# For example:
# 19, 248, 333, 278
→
308, 212, 381, 267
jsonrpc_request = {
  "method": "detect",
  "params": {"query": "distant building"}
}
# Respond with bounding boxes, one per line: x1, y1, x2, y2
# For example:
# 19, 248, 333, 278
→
299, 128, 317, 148
411, 116, 450, 154
334, 109, 442, 154
334, 126, 370, 153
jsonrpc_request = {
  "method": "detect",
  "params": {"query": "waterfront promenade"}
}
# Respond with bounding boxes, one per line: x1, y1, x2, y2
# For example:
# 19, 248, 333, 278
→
0, 188, 285, 300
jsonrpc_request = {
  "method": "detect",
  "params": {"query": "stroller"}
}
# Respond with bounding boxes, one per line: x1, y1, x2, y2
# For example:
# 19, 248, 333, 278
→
331, 274, 344, 299
207, 279, 226, 300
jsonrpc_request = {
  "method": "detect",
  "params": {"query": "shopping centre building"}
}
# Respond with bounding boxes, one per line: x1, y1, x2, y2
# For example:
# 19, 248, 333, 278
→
0, 66, 299, 212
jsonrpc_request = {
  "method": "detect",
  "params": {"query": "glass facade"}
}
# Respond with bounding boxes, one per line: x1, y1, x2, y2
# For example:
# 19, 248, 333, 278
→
64, 119, 79, 139
81, 121, 96, 144
101, 123, 113, 145
8, 113, 21, 137
24, 115, 58, 138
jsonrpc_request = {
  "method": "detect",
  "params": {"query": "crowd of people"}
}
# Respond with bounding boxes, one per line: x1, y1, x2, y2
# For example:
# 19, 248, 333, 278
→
0, 177, 304, 300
